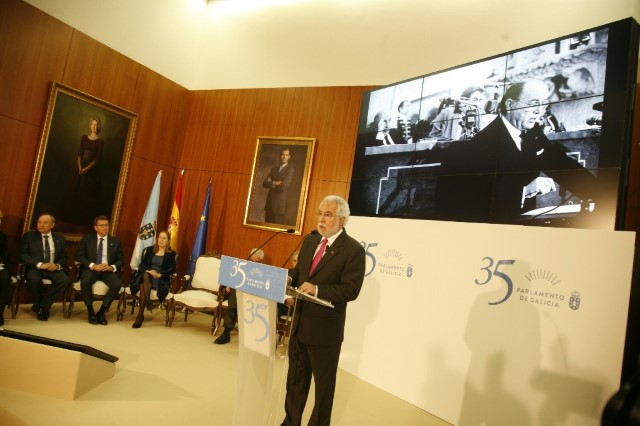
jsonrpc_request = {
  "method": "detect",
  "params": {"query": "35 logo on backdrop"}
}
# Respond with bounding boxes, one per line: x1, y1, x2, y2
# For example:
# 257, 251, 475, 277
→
474, 256, 575, 310
360, 241, 414, 279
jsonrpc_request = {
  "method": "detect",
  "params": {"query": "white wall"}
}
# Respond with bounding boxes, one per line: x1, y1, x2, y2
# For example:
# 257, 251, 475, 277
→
341, 216, 635, 426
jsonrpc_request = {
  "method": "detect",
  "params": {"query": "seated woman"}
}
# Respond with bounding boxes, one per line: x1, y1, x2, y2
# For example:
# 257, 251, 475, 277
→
130, 230, 176, 328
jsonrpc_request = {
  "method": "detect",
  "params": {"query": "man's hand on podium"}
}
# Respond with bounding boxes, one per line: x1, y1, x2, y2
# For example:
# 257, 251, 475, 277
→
298, 282, 317, 296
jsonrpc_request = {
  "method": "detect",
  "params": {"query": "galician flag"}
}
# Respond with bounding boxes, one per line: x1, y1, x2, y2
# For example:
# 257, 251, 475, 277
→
185, 178, 212, 289
130, 171, 162, 269
167, 169, 184, 251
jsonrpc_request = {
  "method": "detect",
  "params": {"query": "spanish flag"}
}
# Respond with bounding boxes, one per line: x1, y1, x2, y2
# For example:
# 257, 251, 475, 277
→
167, 169, 184, 251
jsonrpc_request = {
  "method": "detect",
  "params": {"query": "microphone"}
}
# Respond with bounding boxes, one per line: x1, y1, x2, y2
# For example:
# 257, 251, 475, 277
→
281, 230, 318, 267
248, 228, 295, 260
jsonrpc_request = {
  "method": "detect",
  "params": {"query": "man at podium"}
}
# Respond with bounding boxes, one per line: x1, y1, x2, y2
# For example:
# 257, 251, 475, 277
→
280, 195, 365, 426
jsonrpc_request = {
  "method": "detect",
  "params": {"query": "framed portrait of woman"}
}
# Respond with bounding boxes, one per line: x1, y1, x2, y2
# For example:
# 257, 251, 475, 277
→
244, 136, 316, 234
24, 81, 138, 239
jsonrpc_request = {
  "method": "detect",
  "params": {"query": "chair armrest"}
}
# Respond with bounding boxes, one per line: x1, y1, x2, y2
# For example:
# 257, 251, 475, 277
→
169, 273, 180, 294
174, 274, 191, 294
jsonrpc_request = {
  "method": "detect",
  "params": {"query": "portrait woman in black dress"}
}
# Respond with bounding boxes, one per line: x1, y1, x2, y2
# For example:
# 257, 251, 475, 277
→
69, 116, 104, 225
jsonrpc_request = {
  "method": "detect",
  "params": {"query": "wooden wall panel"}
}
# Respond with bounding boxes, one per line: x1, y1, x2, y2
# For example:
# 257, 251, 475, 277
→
0, 0, 73, 270
181, 89, 242, 173
0, 116, 42, 259
130, 66, 190, 165
305, 87, 366, 183
0, 0, 71, 125
63, 31, 140, 111
0, 1, 189, 289
179, 87, 369, 267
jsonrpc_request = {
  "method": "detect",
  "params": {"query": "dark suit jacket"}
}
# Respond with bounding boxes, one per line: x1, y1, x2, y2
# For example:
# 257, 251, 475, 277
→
20, 231, 68, 269
130, 246, 177, 301
289, 228, 365, 346
263, 163, 295, 215
76, 233, 125, 271
434, 117, 601, 224
0, 232, 8, 265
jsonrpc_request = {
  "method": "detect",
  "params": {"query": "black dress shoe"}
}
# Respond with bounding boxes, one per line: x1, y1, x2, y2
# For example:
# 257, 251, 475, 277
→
31, 305, 39, 314
36, 307, 48, 321
88, 313, 98, 325
96, 313, 108, 325
44, 308, 50, 319
214, 332, 231, 345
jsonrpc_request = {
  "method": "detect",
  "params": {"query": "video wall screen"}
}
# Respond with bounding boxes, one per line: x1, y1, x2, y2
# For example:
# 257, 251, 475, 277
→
349, 18, 638, 230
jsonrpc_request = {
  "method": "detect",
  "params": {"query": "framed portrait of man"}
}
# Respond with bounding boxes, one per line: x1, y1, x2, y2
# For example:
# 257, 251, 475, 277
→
24, 81, 137, 239
244, 136, 315, 234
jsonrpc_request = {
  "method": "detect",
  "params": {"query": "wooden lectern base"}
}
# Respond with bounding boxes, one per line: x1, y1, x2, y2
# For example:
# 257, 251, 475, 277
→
0, 329, 118, 400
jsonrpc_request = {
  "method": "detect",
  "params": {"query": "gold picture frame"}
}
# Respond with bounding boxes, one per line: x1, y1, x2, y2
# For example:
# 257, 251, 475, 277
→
24, 81, 138, 240
244, 136, 316, 234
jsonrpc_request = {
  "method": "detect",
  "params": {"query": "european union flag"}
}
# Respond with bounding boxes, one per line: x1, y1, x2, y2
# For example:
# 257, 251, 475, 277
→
185, 178, 212, 289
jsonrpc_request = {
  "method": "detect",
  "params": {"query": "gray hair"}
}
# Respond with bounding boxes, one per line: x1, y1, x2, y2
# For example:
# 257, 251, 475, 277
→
320, 195, 350, 225
40, 213, 56, 224
249, 248, 265, 261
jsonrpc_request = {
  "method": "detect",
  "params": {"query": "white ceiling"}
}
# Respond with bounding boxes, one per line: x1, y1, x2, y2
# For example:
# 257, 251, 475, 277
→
23, 0, 640, 90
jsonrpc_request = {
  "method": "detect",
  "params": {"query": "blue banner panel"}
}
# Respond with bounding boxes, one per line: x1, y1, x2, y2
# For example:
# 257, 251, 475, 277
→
219, 255, 287, 303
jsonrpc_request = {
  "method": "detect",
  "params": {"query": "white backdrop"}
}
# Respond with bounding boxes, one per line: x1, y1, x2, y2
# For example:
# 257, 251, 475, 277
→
341, 216, 635, 426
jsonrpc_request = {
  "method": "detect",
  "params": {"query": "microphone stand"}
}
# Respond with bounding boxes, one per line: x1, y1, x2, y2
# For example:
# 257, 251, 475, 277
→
248, 228, 295, 260
281, 230, 318, 267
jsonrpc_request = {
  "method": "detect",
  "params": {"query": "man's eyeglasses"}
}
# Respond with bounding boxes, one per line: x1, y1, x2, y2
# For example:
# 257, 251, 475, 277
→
513, 99, 548, 110
316, 211, 336, 220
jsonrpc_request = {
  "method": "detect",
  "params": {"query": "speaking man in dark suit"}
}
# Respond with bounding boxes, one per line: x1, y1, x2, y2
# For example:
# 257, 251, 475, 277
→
76, 215, 124, 325
281, 195, 365, 426
263, 146, 295, 225
20, 214, 71, 321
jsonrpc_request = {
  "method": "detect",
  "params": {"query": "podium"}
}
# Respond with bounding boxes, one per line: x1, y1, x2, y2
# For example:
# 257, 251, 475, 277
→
219, 255, 332, 425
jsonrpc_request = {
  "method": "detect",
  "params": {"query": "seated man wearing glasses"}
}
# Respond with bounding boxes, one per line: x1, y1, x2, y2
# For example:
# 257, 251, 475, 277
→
433, 78, 603, 224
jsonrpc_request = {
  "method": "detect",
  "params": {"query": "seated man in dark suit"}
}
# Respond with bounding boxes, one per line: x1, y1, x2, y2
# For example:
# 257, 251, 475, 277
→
76, 215, 125, 325
20, 214, 71, 321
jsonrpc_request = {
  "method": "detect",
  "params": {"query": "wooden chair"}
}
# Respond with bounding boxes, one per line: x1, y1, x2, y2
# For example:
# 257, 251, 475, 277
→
276, 304, 294, 345
11, 263, 72, 318
166, 253, 226, 335
5, 263, 20, 319
66, 261, 125, 320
